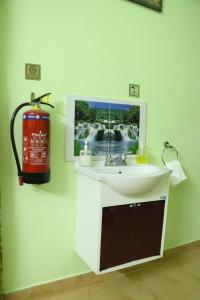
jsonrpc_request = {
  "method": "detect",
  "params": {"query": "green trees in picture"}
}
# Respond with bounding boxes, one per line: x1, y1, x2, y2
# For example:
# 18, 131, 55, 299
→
75, 100, 140, 127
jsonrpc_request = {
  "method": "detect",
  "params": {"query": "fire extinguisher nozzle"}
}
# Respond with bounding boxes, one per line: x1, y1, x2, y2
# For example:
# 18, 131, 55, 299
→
19, 176, 24, 186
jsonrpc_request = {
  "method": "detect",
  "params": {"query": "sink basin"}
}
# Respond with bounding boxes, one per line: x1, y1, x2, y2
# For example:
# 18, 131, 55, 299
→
75, 163, 171, 196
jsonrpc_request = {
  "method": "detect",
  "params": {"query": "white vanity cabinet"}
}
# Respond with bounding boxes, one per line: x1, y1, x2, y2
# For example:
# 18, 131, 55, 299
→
75, 171, 170, 274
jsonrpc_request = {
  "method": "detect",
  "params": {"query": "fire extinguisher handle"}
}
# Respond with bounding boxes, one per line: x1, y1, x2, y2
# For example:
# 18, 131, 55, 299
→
10, 102, 32, 185
32, 93, 54, 108
40, 102, 55, 109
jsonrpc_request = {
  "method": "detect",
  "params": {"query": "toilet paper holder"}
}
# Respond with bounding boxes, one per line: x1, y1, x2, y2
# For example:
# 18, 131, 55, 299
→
162, 141, 179, 166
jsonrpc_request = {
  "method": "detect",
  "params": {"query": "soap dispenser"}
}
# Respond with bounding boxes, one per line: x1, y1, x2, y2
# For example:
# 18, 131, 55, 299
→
79, 140, 92, 166
136, 140, 148, 164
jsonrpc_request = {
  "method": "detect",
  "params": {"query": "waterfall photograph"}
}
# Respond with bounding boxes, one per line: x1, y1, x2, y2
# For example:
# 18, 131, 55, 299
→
74, 99, 140, 156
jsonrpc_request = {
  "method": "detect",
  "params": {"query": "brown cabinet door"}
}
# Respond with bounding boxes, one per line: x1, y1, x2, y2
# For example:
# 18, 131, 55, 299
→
100, 200, 165, 271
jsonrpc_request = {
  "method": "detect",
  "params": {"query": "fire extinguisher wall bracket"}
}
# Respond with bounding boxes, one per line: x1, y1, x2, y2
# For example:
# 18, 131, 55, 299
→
10, 93, 54, 186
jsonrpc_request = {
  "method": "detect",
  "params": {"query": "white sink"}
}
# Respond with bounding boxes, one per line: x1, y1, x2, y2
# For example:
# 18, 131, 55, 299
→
75, 162, 171, 196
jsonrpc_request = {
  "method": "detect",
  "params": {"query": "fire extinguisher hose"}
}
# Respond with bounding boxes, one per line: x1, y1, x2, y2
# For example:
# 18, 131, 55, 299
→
10, 102, 32, 185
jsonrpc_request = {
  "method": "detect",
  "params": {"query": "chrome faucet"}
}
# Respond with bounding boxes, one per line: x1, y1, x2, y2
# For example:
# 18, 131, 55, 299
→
105, 153, 113, 166
105, 152, 128, 166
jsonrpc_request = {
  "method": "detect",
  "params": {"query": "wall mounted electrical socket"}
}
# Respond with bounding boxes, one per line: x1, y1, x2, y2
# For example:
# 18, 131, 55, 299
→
129, 84, 140, 97
25, 63, 41, 80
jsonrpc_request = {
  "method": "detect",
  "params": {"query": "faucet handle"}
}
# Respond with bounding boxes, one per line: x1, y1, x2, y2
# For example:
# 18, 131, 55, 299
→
124, 151, 133, 155
105, 153, 113, 166
121, 153, 127, 161
106, 152, 112, 159
121, 151, 132, 160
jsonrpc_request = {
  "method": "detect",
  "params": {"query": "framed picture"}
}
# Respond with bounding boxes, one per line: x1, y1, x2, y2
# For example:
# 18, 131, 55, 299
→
129, 0, 162, 12
65, 95, 147, 161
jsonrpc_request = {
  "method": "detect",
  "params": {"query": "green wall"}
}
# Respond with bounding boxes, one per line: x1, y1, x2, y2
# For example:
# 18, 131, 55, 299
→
0, 0, 200, 293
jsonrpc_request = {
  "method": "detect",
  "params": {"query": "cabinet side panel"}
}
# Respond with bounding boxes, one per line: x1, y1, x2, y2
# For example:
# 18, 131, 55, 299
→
76, 174, 101, 272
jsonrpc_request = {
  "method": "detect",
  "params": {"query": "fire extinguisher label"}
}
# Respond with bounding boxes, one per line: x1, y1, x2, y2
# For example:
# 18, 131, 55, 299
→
23, 131, 48, 166
23, 114, 49, 120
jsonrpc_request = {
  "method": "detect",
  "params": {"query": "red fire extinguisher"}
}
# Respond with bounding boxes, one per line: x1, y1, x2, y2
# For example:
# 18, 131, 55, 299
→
10, 93, 54, 185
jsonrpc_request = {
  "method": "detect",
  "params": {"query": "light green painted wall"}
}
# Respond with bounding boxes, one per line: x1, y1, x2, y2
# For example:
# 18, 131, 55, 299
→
0, 0, 200, 293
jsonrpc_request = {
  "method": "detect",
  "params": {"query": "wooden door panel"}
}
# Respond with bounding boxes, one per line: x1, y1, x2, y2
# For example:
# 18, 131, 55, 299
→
100, 205, 134, 270
131, 201, 165, 260
100, 201, 165, 271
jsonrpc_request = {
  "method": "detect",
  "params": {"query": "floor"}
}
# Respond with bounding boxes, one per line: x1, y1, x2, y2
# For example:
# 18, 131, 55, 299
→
32, 247, 200, 300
